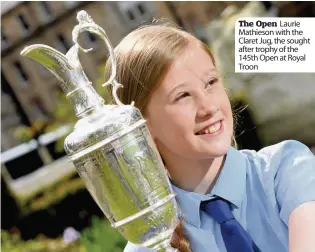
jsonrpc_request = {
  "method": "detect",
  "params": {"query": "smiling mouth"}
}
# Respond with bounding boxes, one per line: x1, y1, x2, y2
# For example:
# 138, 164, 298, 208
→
195, 121, 222, 135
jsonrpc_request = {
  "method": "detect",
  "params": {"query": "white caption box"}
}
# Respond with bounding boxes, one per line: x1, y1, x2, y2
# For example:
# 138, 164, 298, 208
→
235, 18, 315, 73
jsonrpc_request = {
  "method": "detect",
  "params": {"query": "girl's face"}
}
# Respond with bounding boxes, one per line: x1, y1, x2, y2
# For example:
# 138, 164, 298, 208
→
146, 42, 233, 160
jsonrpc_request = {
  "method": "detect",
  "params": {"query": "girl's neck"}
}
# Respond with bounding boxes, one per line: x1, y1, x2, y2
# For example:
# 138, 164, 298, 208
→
164, 154, 226, 195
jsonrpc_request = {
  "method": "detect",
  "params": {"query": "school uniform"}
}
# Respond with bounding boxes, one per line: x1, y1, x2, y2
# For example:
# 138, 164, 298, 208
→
124, 140, 315, 252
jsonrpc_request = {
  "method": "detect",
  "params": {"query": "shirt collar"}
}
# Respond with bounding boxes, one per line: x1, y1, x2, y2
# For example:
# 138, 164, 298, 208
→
172, 146, 247, 228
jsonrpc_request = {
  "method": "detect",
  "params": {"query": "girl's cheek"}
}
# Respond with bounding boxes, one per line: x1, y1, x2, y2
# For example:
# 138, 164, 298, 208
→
179, 103, 195, 117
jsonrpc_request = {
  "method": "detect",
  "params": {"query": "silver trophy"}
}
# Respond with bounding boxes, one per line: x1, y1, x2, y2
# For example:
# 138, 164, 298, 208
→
21, 11, 178, 251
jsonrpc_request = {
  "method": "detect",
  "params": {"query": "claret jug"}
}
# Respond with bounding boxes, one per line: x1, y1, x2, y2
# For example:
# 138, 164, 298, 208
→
21, 11, 178, 251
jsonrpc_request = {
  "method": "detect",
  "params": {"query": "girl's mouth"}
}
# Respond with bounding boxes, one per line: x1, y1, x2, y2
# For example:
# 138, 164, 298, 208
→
195, 120, 223, 136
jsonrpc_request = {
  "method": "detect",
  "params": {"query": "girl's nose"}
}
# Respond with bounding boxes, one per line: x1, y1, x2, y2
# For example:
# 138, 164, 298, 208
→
196, 94, 218, 119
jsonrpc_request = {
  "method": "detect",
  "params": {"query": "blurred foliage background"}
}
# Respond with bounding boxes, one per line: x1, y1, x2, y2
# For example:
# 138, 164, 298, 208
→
2, 1, 315, 251
2, 216, 127, 252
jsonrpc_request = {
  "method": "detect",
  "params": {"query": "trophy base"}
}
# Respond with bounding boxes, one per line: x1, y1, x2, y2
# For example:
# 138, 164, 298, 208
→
140, 229, 178, 252
150, 239, 178, 252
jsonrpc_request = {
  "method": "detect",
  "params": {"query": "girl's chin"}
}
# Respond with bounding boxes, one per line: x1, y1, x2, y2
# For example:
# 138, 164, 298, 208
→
200, 140, 231, 157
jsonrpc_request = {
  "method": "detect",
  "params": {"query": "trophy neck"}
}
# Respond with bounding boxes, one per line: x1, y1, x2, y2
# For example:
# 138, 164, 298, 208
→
67, 83, 105, 118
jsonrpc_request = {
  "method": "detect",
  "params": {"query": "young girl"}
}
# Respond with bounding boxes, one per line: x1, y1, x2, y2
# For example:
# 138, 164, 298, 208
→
104, 24, 315, 252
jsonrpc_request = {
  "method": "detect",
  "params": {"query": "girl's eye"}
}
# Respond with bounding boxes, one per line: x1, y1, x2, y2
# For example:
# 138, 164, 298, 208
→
174, 92, 190, 102
206, 78, 218, 88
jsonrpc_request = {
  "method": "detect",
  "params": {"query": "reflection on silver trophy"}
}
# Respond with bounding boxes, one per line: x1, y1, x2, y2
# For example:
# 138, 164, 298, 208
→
21, 10, 178, 252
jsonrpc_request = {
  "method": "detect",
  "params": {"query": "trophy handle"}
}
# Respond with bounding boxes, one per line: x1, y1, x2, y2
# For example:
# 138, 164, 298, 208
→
72, 10, 126, 106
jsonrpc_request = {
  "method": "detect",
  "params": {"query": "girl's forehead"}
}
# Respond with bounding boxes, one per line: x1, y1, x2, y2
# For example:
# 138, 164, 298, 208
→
175, 43, 215, 71
161, 45, 217, 87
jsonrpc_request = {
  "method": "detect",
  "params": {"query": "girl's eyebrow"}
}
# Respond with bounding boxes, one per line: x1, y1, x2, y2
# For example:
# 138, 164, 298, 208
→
168, 82, 188, 98
203, 68, 218, 78
190, 68, 218, 83
167, 68, 218, 98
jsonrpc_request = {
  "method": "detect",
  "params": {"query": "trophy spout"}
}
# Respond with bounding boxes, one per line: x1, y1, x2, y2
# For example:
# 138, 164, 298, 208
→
21, 44, 89, 96
21, 44, 104, 117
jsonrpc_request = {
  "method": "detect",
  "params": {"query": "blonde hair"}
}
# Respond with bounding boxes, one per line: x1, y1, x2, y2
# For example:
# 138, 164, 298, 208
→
104, 23, 218, 252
